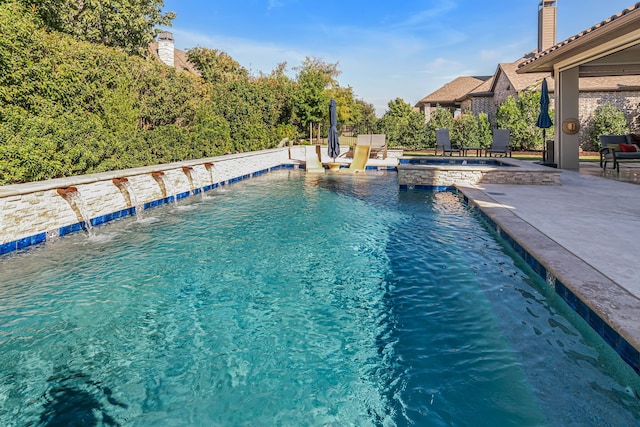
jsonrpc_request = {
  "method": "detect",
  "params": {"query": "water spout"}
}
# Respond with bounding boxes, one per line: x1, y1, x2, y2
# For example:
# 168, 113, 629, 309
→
113, 177, 142, 218
57, 187, 93, 233
151, 171, 177, 206
182, 166, 205, 199
204, 162, 216, 188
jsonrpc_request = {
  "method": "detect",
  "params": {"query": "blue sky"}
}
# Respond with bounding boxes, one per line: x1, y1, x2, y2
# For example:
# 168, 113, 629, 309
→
161, 0, 637, 116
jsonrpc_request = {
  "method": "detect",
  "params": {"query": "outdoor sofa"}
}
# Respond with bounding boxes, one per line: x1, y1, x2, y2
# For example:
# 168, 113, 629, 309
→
599, 134, 640, 172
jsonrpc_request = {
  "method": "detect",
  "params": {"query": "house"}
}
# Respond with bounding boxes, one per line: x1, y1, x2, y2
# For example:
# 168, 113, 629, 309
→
148, 31, 200, 75
415, 76, 491, 121
517, 2, 640, 169
415, 1, 640, 148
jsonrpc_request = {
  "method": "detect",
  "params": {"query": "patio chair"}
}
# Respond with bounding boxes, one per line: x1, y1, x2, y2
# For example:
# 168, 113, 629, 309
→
436, 129, 460, 156
599, 134, 640, 172
486, 129, 511, 157
369, 134, 387, 159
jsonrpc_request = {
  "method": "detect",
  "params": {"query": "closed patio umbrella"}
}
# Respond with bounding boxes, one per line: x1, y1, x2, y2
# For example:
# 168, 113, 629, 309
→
328, 98, 340, 161
536, 78, 553, 139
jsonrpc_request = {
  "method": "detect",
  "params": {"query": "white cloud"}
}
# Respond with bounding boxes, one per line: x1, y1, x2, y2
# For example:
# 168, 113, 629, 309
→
267, 0, 284, 11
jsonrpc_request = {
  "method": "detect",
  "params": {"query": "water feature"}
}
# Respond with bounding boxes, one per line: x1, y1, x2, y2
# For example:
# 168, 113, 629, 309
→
3, 171, 639, 426
57, 187, 93, 233
113, 177, 143, 219
151, 171, 177, 206
205, 162, 216, 188
182, 166, 206, 200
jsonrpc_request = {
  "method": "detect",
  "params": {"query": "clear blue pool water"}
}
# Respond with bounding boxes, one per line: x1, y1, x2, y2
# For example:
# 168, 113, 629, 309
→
0, 170, 639, 426
399, 158, 508, 166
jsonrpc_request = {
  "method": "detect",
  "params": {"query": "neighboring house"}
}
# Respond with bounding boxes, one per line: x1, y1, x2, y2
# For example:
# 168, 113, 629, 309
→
415, 76, 491, 122
466, 57, 550, 119
415, 0, 640, 147
148, 31, 200, 75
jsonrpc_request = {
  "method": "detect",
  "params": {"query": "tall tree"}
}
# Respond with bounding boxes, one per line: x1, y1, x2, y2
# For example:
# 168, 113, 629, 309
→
12, 0, 175, 55
292, 57, 339, 139
377, 98, 427, 148
187, 47, 249, 84
426, 106, 454, 147
496, 90, 552, 150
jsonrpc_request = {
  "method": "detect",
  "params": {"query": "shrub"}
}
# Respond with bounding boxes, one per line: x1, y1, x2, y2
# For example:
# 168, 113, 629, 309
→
587, 103, 630, 151
426, 107, 454, 147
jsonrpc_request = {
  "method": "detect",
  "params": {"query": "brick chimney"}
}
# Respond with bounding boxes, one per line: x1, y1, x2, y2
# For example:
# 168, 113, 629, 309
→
157, 31, 175, 67
538, 0, 557, 52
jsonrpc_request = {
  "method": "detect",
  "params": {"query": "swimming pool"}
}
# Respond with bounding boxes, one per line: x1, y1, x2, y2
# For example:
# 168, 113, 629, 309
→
0, 170, 638, 426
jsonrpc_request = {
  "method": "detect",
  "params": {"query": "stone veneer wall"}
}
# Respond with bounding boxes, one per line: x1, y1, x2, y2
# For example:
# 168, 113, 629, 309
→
397, 160, 561, 188
578, 91, 640, 149
0, 148, 295, 255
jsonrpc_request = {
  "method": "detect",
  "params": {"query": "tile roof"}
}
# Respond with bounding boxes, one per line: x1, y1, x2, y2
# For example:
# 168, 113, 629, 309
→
519, 2, 640, 69
415, 76, 491, 106
496, 60, 550, 92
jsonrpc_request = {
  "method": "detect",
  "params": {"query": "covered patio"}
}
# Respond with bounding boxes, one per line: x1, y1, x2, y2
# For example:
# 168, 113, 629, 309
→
518, 3, 640, 170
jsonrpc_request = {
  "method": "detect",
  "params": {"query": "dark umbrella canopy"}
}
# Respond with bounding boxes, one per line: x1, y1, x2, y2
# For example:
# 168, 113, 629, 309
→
328, 98, 340, 160
536, 78, 553, 130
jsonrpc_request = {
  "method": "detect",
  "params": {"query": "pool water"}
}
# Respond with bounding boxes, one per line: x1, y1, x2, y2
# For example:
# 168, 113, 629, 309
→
0, 170, 638, 426
399, 157, 508, 166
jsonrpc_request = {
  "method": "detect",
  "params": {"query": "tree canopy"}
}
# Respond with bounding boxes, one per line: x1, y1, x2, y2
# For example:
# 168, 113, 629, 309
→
3, 0, 175, 55
0, 3, 375, 185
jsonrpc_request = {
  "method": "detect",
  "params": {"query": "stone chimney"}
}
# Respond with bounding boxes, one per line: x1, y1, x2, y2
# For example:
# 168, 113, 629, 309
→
157, 31, 175, 67
538, 0, 557, 52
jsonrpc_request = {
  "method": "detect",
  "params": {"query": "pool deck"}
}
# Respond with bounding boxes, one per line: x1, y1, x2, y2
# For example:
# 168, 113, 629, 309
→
455, 162, 640, 372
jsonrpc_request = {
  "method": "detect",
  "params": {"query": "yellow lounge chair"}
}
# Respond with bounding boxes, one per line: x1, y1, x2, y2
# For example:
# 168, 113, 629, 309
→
338, 135, 371, 173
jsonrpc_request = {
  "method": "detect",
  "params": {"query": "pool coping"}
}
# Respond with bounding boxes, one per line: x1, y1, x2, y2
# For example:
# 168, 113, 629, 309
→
457, 185, 640, 376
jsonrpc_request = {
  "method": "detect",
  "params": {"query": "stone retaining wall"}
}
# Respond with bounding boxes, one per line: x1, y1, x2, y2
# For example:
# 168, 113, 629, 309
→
0, 148, 295, 255
397, 158, 561, 188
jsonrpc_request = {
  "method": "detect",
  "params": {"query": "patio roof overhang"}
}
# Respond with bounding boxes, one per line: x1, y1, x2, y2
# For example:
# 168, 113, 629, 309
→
518, 3, 640, 77
516, 3, 640, 169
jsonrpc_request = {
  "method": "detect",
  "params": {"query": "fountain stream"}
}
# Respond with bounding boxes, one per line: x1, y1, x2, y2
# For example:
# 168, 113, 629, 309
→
113, 178, 142, 219
57, 187, 93, 234
152, 172, 177, 206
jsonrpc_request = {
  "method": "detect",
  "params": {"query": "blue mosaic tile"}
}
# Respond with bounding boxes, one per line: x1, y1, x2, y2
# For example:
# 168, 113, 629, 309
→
399, 184, 456, 191
575, 297, 590, 319
0, 240, 17, 255
17, 232, 46, 249
92, 214, 110, 226
619, 340, 640, 374
176, 191, 190, 200
59, 222, 83, 237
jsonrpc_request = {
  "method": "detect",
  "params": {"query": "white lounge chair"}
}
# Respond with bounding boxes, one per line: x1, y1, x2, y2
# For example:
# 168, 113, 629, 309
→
305, 145, 325, 173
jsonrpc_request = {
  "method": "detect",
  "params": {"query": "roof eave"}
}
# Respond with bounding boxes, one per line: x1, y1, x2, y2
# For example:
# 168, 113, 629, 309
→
518, 4, 640, 74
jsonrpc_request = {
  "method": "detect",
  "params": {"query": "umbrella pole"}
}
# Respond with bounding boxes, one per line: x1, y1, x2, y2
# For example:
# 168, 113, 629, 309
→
542, 128, 546, 162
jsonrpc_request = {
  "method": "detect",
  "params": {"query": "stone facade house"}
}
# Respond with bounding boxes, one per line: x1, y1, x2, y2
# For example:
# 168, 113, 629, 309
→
414, 76, 491, 122
415, 1, 640, 148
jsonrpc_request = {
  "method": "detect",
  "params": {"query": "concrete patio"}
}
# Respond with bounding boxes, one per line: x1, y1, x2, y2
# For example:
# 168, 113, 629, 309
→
457, 163, 640, 375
